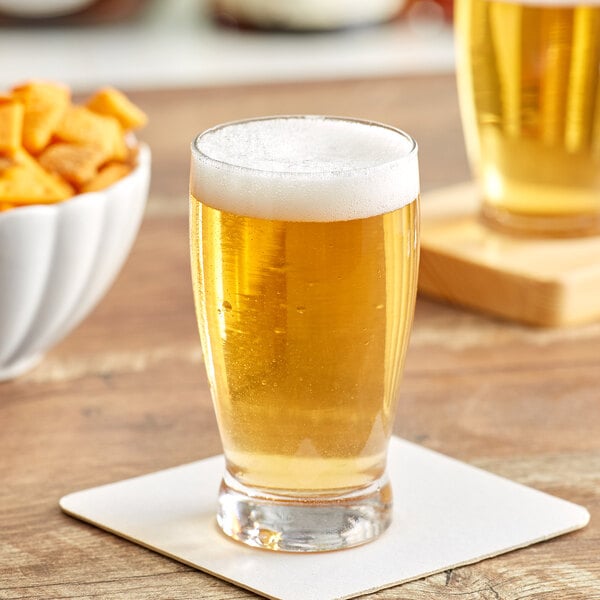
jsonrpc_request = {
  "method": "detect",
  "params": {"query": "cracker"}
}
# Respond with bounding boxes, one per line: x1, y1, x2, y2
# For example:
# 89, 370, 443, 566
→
86, 87, 147, 130
12, 81, 70, 154
0, 97, 25, 153
55, 106, 127, 162
38, 143, 106, 187
0, 162, 74, 204
81, 162, 132, 193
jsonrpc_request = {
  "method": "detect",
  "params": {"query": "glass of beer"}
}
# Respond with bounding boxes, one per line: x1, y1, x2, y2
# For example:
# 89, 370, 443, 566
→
190, 116, 420, 552
456, 0, 600, 235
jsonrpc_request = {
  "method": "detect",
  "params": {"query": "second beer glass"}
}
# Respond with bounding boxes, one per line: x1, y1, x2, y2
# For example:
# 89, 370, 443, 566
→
190, 116, 420, 552
456, 0, 600, 235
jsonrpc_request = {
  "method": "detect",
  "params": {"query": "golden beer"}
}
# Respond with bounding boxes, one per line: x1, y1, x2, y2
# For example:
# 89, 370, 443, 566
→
190, 116, 420, 551
190, 199, 419, 492
456, 0, 600, 234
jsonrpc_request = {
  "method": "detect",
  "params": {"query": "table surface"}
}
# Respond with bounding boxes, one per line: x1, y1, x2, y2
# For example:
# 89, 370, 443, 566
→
1, 75, 599, 600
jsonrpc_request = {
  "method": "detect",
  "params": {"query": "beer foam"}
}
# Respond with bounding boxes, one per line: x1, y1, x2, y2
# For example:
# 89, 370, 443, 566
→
191, 116, 419, 222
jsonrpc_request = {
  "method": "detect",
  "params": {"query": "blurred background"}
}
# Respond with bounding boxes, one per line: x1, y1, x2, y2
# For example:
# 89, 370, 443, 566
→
0, 0, 454, 92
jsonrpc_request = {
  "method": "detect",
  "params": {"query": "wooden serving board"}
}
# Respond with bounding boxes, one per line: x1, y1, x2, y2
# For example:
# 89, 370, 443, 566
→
419, 182, 600, 327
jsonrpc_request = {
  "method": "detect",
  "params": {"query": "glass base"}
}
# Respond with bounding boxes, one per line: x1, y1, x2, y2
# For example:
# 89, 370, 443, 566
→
217, 470, 393, 552
481, 203, 600, 238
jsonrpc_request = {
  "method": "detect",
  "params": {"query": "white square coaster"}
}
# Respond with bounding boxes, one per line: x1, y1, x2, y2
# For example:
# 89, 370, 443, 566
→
60, 438, 589, 600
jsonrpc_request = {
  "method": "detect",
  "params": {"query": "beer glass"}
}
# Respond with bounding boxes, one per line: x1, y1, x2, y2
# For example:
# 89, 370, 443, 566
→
456, 0, 600, 236
190, 116, 420, 552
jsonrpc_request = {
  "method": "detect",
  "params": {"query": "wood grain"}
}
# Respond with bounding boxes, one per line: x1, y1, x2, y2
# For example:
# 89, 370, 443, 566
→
419, 182, 600, 326
1, 77, 599, 600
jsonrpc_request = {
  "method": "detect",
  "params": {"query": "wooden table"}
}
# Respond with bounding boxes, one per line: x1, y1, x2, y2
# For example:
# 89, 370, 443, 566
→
1, 76, 599, 599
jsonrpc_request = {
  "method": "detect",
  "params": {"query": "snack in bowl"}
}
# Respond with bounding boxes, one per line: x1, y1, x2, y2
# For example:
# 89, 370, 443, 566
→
0, 81, 146, 211
0, 81, 150, 381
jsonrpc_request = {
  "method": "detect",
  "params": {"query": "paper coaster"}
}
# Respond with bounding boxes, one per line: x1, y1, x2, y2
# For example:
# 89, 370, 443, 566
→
60, 437, 589, 600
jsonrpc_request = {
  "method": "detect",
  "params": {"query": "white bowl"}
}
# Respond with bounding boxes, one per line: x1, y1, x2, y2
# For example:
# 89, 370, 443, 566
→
0, 0, 97, 18
0, 144, 150, 381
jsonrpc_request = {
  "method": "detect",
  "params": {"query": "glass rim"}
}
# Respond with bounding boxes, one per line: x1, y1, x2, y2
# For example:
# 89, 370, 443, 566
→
191, 115, 418, 178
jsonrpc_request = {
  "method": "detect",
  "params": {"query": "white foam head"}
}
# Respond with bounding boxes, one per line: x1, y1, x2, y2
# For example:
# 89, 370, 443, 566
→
191, 116, 419, 222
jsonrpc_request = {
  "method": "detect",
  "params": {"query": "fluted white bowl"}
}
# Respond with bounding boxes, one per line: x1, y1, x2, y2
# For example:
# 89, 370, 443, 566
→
0, 144, 150, 381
